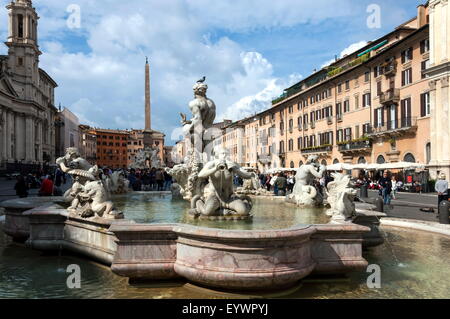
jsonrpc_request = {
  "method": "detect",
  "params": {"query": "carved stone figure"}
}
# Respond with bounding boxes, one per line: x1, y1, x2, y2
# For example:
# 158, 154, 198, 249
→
108, 170, 129, 194
190, 147, 254, 218
287, 155, 326, 206
131, 146, 162, 169
325, 173, 358, 223
56, 148, 123, 220
180, 78, 216, 153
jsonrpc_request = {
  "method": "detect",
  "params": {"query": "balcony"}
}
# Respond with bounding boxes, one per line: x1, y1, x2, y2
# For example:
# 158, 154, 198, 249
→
337, 114, 343, 122
379, 88, 400, 105
338, 139, 372, 155
310, 122, 316, 129
382, 61, 397, 77
297, 125, 303, 131
327, 117, 333, 125
301, 145, 333, 155
367, 117, 418, 138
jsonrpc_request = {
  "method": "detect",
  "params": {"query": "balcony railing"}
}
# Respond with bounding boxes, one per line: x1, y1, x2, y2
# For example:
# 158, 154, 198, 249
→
327, 117, 333, 125
382, 61, 397, 77
338, 140, 372, 152
368, 117, 417, 135
337, 114, 343, 122
301, 145, 333, 154
310, 122, 315, 129
380, 88, 400, 104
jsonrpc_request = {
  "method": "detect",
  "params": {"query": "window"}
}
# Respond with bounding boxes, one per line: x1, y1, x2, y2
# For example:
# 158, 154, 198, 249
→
337, 83, 342, 93
363, 93, 371, 107
377, 81, 382, 96
375, 108, 384, 128
421, 92, 430, 117
401, 47, 413, 64
289, 105, 293, 114
345, 80, 350, 90
297, 116, 302, 129
364, 71, 370, 82
401, 98, 412, 127
402, 68, 412, 86
362, 123, 370, 135
377, 155, 386, 164
297, 137, 302, 150
404, 153, 416, 163
18, 14, 24, 38
344, 100, 350, 113
336, 103, 342, 117
344, 128, 352, 141
420, 39, 430, 54
426, 143, 431, 164
421, 60, 430, 79
354, 95, 360, 109
336, 129, 343, 143
288, 139, 294, 151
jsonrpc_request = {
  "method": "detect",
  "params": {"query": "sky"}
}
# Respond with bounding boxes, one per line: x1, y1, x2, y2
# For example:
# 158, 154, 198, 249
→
0, 0, 425, 145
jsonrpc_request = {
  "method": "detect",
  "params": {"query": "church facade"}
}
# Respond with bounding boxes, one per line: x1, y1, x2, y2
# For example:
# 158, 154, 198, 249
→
0, 0, 58, 174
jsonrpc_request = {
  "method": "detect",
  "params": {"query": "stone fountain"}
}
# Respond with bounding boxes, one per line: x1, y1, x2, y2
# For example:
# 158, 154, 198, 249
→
0, 78, 380, 292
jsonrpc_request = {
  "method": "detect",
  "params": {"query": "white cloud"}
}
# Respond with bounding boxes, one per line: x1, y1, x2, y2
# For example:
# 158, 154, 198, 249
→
321, 40, 368, 68
0, 0, 376, 144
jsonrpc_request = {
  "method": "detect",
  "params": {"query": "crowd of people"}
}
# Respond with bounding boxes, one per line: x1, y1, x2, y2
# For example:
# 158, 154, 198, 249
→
13, 168, 67, 198
126, 168, 173, 192
10, 165, 450, 210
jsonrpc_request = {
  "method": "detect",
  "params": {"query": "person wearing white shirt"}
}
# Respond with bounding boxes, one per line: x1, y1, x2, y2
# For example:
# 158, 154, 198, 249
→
435, 173, 449, 206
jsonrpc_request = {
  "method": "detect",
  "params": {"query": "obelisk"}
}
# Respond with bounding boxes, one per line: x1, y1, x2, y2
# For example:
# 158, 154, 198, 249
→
143, 57, 153, 147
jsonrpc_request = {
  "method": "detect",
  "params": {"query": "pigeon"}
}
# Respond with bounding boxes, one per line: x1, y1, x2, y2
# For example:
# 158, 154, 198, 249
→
197, 76, 206, 83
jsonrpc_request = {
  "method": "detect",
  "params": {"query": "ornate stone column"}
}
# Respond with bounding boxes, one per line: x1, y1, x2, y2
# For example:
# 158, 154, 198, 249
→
25, 115, 33, 162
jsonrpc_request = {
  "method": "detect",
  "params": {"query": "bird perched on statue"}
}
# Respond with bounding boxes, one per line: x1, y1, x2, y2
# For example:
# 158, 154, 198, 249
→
197, 76, 206, 83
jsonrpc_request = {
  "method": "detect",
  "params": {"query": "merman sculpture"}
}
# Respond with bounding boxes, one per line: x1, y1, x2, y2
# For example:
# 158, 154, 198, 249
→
56, 148, 123, 220
287, 155, 326, 206
190, 147, 254, 219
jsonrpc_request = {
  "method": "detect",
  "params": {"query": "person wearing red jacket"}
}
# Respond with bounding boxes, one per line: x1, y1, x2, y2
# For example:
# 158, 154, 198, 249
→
39, 175, 54, 197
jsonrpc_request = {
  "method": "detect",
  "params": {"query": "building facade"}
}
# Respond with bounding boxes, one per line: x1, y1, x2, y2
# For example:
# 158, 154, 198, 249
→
213, 3, 434, 175
0, 0, 58, 173
94, 129, 129, 169
79, 125, 97, 165
55, 107, 80, 159
426, 0, 450, 179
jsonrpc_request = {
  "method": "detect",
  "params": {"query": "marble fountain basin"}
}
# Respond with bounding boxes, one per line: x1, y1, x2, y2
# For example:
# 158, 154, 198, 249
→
0, 194, 370, 291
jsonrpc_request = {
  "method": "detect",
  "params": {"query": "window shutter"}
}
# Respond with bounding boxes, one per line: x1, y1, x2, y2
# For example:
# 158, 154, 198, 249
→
381, 109, 385, 126
401, 99, 406, 120
409, 47, 413, 61
401, 51, 405, 64
420, 93, 426, 117
409, 68, 412, 84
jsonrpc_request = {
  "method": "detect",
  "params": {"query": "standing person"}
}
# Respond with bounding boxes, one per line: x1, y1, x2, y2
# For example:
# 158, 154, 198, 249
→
378, 171, 392, 206
265, 175, 272, 192
155, 169, 165, 191
39, 175, 54, 197
435, 173, 449, 206
14, 175, 29, 198
164, 170, 173, 191
271, 173, 279, 195
391, 175, 398, 200
275, 173, 287, 196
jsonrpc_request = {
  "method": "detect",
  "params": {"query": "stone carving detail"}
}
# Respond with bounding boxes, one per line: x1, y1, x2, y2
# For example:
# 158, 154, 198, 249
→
189, 147, 254, 219
107, 170, 129, 194
287, 155, 326, 206
131, 146, 162, 169
325, 173, 357, 223
56, 147, 123, 219
180, 77, 216, 154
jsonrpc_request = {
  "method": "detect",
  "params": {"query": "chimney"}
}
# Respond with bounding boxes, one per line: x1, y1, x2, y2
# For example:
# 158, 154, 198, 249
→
417, 4, 427, 28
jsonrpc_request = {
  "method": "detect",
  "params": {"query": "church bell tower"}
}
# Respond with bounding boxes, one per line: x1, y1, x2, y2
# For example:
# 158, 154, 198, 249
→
5, 0, 41, 100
